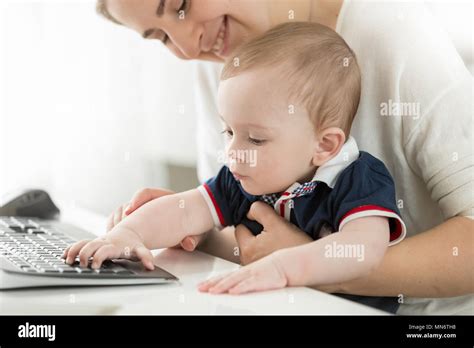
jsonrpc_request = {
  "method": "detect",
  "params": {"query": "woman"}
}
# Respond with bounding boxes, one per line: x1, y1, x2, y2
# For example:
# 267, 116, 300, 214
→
99, 0, 473, 315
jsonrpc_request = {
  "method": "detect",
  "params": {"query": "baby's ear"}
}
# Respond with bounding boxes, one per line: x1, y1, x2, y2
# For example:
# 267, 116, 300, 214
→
312, 128, 346, 166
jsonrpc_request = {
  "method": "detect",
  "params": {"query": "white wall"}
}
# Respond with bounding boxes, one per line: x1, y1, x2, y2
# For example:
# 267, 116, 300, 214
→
0, 0, 199, 216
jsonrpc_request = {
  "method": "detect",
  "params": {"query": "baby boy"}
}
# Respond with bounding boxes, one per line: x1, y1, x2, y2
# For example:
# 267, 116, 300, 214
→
64, 22, 406, 313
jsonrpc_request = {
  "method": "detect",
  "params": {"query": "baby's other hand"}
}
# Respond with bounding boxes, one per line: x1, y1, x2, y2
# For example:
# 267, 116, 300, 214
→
62, 228, 154, 270
198, 252, 288, 295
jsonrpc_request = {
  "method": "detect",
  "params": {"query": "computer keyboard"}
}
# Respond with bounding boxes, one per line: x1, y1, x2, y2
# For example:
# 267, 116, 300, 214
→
0, 216, 178, 289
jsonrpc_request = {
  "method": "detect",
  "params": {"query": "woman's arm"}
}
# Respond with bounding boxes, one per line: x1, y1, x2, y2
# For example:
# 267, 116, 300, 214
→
315, 216, 474, 298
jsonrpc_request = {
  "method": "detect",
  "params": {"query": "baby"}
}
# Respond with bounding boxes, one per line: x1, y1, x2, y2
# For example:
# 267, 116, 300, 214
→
64, 22, 406, 313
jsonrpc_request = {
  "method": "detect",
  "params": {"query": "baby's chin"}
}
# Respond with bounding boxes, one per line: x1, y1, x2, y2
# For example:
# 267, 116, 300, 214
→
239, 178, 285, 196
238, 178, 262, 195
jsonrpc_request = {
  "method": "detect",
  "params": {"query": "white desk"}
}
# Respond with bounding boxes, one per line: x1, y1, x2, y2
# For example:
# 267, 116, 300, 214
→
0, 203, 386, 315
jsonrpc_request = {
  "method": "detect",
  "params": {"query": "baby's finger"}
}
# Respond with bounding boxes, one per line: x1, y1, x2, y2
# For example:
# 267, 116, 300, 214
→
228, 277, 259, 295
65, 240, 91, 264
61, 245, 71, 259
197, 274, 227, 292
91, 244, 122, 269
78, 240, 107, 267
209, 270, 249, 294
134, 246, 155, 270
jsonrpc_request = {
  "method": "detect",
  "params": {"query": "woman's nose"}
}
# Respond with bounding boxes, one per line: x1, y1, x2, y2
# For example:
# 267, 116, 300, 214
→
177, 40, 201, 59
169, 24, 203, 59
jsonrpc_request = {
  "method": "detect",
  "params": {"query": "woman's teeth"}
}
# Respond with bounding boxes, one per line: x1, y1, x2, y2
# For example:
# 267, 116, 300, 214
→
212, 20, 225, 53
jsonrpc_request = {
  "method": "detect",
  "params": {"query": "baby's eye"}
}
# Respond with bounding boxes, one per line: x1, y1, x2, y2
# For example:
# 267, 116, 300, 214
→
248, 137, 266, 146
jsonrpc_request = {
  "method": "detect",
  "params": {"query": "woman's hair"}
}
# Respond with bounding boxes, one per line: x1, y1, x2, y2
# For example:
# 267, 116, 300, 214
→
221, 22, 361, 138
96, 0, 122, 25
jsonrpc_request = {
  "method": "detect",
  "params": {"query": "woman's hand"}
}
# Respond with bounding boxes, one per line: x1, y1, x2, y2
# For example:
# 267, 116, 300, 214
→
198, 251, 289, 295
106, 187, 204, 251
235, 201, 313, 265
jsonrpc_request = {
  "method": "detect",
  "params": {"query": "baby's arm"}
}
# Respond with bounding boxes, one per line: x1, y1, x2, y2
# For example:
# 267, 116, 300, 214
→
278, 216, 390, 286
199, 216, 390, 294
117, 188, 215, 249
64, 188, 214, 269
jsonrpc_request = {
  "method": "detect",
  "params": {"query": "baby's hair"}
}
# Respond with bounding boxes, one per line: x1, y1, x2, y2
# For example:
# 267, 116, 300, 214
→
221, 22, 361, 138
96, 0, 122, 26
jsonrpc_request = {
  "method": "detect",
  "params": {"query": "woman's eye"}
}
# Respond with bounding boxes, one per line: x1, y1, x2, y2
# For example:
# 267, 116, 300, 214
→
177, 0, 189, 15
162, 0, 189, 45
248, 137, 266, 145
221, 129, 233, 138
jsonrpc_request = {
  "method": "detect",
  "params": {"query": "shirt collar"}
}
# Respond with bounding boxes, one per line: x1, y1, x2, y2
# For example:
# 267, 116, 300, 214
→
257, 136, 360, 204
310, 136, 359, 189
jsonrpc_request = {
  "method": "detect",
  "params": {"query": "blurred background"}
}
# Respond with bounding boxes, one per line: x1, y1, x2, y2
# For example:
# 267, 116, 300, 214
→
0, 0, 472, 217
0, 0, 201, 216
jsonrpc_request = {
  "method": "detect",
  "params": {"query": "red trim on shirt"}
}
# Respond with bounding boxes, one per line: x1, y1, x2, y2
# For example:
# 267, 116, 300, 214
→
340, 205, 402, 242
278, 192, 291, 217
279, 201, 285, 217
203, 183, 226, 227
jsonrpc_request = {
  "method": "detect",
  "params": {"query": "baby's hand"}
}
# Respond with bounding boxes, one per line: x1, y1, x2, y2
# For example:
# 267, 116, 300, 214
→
62, 227, 155, 270
198, 252, 288, 295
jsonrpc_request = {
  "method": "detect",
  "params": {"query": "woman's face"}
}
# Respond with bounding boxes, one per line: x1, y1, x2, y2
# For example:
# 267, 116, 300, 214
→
107, 0, 275, 62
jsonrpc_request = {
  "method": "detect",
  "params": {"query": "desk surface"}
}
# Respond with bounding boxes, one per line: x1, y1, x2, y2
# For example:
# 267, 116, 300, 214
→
0, 203, 385, 315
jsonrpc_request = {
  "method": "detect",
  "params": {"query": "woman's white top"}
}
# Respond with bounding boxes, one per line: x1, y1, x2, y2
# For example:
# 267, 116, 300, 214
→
192, 0, 473, 315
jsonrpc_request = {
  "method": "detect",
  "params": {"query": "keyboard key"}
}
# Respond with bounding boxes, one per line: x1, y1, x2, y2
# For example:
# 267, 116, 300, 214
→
8, 225, 26, 233
79, 268, 94, 273
21, 266, 38, 273
39, 267, 61, 272
95, 268, 115, 274
29, 229, 46, 233
57, 268, 78, 273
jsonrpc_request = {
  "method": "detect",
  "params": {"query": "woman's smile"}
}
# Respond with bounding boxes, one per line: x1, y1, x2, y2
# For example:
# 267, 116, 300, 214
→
211, 15, 230, 57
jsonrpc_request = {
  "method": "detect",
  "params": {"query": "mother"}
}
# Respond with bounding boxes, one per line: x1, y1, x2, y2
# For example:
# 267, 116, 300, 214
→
99, 0, 473, 314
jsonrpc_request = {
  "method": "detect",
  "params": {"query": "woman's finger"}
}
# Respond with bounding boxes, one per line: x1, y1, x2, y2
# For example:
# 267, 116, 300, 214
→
65, 240, 91, 264
113, 205, 123, 228
247, 201, 280, 229
126, 188, 175, 215
234, 224, 256, 265
180, 235, 201, 251
106, 212, 115, 232
121, 202, 130, 220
